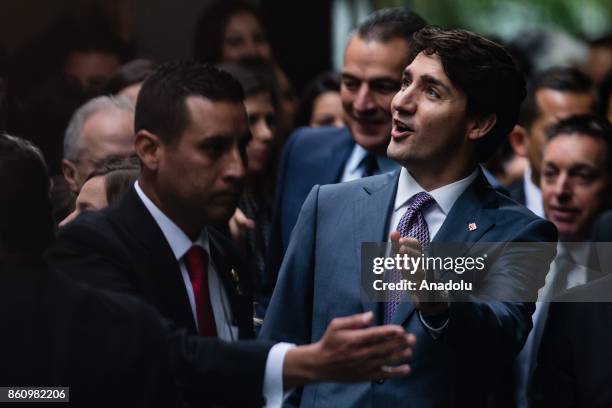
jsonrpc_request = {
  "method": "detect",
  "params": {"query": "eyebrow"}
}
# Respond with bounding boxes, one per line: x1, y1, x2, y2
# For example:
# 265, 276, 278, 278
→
403, 69, 452, 94
342, 72, 398, 83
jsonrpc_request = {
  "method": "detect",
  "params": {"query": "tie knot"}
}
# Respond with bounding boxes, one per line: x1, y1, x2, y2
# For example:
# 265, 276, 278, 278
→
362, 153, 379, 177
184, 245, 208, 280
409, 191, 435, 212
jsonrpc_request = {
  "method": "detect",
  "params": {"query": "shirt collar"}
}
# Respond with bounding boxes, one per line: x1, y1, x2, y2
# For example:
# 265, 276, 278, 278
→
523, 166, 544, 217
134, 181, 209, 261
394, 167, 479, 214
345, 144, 397, 174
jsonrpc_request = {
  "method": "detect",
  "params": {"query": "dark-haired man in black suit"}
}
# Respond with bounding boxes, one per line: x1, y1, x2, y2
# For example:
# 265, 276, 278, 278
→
47, 61, 416, 407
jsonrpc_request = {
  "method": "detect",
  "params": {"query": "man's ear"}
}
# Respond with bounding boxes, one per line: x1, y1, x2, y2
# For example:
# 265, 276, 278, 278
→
61, 159, 79, 193
508, 124, 529, 157
467, 114, 497, 141
135, 130, 162, 172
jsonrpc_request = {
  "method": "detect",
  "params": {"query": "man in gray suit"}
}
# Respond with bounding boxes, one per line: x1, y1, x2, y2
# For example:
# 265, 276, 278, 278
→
261, 27, 557, 407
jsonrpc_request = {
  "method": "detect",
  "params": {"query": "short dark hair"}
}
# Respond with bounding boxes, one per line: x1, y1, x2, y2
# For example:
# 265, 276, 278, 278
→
546, 114, 612, 176
599, 69, 612, 118
104, 59, 157, 95
0, 134, 54, 257
134, 61, 245, 145
216, 58, 277, 102
88, 155, 140, 205
519, 67, 595, 128
194, 1, 267, 63
356, 8, 426, 45
408, 26, 526, 162
296, 71, 341, 127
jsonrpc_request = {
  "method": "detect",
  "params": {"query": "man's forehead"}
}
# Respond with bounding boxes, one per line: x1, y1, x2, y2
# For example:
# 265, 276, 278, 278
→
545, 133, 607, 165
82, 109, 135, 152
536, 89, 594, 119
343, 36, 407, 77
404, 53, 445, 78
184, 96, 249, 134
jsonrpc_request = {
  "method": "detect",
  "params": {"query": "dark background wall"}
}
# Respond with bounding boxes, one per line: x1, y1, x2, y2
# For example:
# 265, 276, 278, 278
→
0, 0, 334, 91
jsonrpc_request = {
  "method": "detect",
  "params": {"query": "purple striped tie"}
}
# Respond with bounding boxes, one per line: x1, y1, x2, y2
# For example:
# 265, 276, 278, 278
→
384, 191, 435, 324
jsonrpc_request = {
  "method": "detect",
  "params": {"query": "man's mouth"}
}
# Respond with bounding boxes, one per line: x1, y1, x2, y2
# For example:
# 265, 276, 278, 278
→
548, 205, 580, 222
391, 118, 415, 139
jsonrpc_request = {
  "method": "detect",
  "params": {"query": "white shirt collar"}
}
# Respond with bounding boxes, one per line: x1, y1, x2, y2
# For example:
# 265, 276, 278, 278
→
134, 181, 209, 261
523, 166, 544, 217
343, 144, 397, 175
394, 167, 479, 214
344, 144, 369, 174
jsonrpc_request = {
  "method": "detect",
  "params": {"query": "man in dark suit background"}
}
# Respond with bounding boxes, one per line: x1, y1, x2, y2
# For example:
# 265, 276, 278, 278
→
514, 115, 612, 407
508, 67, 596, 216
261, 27, 557, 407
265, 9, 426, 277
531, 209, 612, 408
47, 61, 416, 407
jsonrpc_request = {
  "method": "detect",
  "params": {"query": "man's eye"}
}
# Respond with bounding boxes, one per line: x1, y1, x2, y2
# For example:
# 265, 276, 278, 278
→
426, 88, 440, 98
342, 79, 359, 91
575, 172, 596, 184
200, 143, 224, 156
372, 82, 400, 94
542, 169, 557, 181
401, 78, 412, 89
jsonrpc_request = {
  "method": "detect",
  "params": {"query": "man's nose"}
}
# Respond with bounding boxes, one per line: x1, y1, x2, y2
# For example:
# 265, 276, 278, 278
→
553, 173, 572, 202
224, 146, 246, 181
391, 87, 416, 115
353, 84, 375, 112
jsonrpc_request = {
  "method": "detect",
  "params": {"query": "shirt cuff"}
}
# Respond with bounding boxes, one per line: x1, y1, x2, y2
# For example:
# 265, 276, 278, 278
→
263, 342, 295, 408
418, 310, 449, 339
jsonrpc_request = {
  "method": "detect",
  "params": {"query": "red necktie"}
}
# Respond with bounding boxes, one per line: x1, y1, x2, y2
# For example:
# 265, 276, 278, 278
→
184, 246, 217, 337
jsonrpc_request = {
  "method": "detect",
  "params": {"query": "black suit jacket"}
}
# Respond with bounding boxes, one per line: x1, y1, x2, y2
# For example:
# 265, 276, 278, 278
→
508, 179, 526, 206
0, 256, 176, 408
530, 274, 612, 408
46, 187, 273, 407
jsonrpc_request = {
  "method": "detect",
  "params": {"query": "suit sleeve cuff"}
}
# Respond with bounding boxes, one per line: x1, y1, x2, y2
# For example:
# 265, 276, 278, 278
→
263, 342, 295, 407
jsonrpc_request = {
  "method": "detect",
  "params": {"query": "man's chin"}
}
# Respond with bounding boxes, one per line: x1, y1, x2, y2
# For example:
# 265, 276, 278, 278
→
351, 130, 390, 154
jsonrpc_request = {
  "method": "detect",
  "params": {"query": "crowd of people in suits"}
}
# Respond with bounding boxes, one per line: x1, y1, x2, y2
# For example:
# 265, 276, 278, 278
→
1, 1, 612, 407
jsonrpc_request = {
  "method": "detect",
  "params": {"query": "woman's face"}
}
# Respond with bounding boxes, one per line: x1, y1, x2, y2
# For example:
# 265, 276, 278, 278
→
245, 92, 277, 174
311, 91, 344, 128
222, 11, 272, 62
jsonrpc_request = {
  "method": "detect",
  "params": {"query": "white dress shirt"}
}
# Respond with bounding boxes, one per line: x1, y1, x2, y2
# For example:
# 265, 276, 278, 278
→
386, 168, 478, 336
134, 181, 290, 407
340, 144, 397, 182
523, 166, 544, 218
388, 167, 478, 241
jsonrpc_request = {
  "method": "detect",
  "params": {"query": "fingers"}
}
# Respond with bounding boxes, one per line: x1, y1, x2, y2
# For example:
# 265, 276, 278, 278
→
327, 311, 374, 331
373, 364, 411, 379
234, 208, 256, 230
228, 208, 256, 241
346, 324, 409, 348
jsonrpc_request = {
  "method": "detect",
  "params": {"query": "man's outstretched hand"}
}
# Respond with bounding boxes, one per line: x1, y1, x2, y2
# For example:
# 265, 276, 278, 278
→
283, 311, 416, 389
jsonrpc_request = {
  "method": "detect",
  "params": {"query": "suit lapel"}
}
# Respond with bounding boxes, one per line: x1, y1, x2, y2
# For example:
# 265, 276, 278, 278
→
432, 171, 497, 250
353, 171, 399, 322
110, 187, 197, 333
327, 128, 356, 183
392, 171, 498, 326
207, 229, 249, 330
